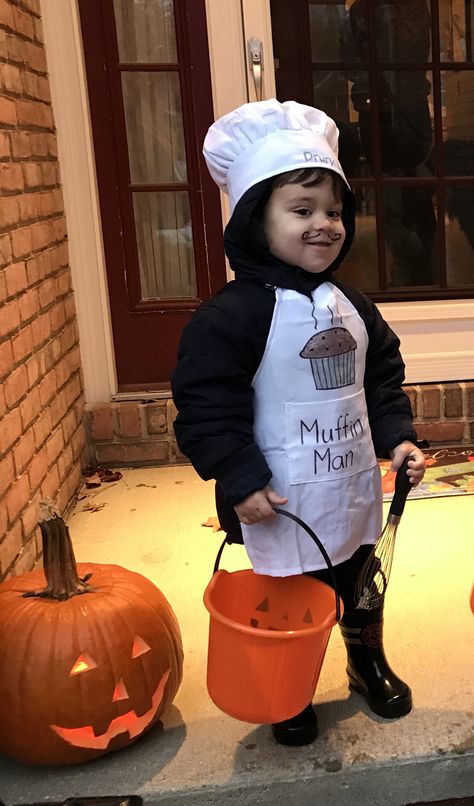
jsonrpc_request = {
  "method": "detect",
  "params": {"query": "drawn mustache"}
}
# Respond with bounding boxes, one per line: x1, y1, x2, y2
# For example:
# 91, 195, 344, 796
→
302, 231, 342, 242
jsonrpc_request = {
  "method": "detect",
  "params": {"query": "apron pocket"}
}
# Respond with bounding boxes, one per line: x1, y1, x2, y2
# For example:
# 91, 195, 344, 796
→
285, 390, 377, 485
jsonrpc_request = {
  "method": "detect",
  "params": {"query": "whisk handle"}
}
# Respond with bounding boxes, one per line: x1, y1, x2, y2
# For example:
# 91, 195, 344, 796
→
389, 456, 412, 519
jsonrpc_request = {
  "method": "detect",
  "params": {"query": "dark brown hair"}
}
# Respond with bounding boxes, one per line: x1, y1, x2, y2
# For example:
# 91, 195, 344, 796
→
270, 167, 345, 202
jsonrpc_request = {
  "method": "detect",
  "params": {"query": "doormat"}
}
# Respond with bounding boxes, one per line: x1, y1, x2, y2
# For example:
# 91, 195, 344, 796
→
379, 445, 474, 501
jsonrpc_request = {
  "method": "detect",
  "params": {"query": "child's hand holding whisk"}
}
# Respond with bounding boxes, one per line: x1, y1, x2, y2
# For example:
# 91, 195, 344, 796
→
389, 441, 426, 486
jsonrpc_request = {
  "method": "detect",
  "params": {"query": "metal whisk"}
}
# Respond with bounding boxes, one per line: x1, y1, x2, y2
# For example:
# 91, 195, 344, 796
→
355, 457, 413, 610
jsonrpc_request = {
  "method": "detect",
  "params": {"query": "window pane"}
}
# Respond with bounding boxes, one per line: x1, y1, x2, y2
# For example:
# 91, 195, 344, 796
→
440, 0, 474, 62
443, 71, 474, 175
122, 72, 186, 183
374, 1, 431, 62
114, 0, 177, 63
309, 1, 366, 64
379, 71, 434, 177
133, 192, 196, 299
337, 187, 379, 291
445, 185, 474, 286
313, 70, 373, 178
383, 186, 438, 286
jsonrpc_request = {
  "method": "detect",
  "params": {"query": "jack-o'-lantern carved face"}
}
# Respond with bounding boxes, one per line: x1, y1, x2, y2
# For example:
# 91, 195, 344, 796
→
0, 558, 183, 767
50, 635, 171, 752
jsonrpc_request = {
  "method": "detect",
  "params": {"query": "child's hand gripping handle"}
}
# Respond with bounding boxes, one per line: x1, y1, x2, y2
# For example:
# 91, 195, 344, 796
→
389, 456, 412, 520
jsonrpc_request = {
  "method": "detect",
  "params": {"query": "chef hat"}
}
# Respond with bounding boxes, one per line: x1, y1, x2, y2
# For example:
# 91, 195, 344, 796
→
203, 98, 350, 212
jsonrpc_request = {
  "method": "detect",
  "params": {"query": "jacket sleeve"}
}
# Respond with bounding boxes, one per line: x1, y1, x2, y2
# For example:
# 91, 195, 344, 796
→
171, 300, 272, 505
362, 297, 417, 456
334, 280, 417, 456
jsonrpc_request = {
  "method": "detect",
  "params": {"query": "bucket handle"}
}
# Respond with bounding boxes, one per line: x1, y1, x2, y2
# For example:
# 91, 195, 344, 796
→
213, 507, 342, 622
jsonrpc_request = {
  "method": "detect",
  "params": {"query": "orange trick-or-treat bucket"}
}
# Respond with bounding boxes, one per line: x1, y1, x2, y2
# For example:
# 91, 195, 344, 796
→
203, 509, 343, 724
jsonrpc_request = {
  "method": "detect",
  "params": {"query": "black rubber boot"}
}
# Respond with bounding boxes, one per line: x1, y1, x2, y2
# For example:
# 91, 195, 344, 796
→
271, 703, 318, 746
339, 606, 412, 719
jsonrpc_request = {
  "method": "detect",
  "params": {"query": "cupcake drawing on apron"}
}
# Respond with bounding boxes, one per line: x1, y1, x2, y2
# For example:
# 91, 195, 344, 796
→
299, 304, 357, 390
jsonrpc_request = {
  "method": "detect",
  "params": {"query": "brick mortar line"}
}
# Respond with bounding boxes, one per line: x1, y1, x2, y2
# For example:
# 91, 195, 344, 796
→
1, 399, 83, 471
0, 269, 72, 310
1, 231, 68, 266
0, 27, 46, 51
0, 78, 51, 96
0, 307, 75, 351
3, 416, 84, 504
0, 367, 82, 449
12, 0, 42, 17
0, 87, 51, 103
2, 3, 40, 16
0, 301, 77, 344
0, 40, 43, 54
0, 207, 66, 232
0, 331, 80, 385
3, 249, 69, 273
0, 123, 56, 134
0, 258, 70, 288
0, 157, 61, 164
0, 266, 70, 300
0, 434, 85, 573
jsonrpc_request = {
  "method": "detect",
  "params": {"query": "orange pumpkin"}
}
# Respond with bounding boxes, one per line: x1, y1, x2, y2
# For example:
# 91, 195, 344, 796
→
0, 503, 183, 766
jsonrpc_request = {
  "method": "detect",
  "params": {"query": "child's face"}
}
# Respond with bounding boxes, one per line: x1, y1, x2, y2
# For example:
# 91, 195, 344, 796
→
262, 177, 346, 273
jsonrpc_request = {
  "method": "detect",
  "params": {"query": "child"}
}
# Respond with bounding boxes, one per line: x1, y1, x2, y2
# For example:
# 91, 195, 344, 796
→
172, 100, 425, 746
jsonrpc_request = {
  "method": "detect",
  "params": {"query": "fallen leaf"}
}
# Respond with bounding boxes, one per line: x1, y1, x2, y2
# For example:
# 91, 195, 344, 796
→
85, 474, 101, 488
81, 466, 123, 484
97, 467, 123, 482
201, 516, 222, 532
81, 502, 107, 513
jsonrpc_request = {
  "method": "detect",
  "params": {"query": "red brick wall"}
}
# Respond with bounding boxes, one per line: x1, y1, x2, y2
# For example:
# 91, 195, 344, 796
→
407, 381, 474, 444
0, 0, 85, 580
85, 382, 474, 468
85, 400, 184, 466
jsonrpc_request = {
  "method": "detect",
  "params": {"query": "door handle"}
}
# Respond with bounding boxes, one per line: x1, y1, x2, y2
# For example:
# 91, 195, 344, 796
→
247, 37, 263, 101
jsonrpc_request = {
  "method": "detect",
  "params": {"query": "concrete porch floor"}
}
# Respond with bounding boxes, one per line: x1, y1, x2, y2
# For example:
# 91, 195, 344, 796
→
1, 465, 473, 806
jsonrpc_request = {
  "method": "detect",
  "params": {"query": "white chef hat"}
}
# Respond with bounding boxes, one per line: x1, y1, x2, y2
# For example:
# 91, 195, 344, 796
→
203, 98, 350, 212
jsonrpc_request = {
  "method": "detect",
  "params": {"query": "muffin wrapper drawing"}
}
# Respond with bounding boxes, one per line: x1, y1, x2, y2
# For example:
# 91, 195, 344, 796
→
300, 327, 357, 390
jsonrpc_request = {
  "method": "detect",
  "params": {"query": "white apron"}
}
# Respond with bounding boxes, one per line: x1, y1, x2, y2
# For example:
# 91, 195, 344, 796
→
241, 282, 382, 576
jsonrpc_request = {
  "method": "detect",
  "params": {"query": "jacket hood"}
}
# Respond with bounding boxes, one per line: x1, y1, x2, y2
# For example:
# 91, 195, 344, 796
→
224, 177, 356, 295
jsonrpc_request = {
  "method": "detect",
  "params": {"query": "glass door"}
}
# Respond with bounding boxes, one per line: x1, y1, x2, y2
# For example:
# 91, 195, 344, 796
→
268, 0, 474, 300
79, 0, 226, 390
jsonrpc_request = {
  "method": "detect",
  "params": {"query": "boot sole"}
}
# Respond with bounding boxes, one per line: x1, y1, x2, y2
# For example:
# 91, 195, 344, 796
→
271, 722, 318, 746
348, 678, 412, 719
271, 706, 319, 746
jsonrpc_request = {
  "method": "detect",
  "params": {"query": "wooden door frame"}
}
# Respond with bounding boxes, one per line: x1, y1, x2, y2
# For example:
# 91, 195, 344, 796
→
40, 0, 247, 402
78, 0, 227, 391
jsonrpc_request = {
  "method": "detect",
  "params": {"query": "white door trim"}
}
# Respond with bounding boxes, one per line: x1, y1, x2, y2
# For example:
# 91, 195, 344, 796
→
378, 299, 474, 384
40, 0, 117, 403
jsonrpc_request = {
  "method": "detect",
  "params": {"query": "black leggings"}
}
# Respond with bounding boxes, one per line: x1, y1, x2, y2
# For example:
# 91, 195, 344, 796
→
306, 544, 374, 613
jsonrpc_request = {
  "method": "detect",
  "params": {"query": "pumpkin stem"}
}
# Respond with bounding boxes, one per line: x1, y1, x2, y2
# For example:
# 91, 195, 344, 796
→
23, 501, 92, 600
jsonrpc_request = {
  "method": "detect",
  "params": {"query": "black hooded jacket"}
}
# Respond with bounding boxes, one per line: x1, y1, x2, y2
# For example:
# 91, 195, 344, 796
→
171, 179, 417, 542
